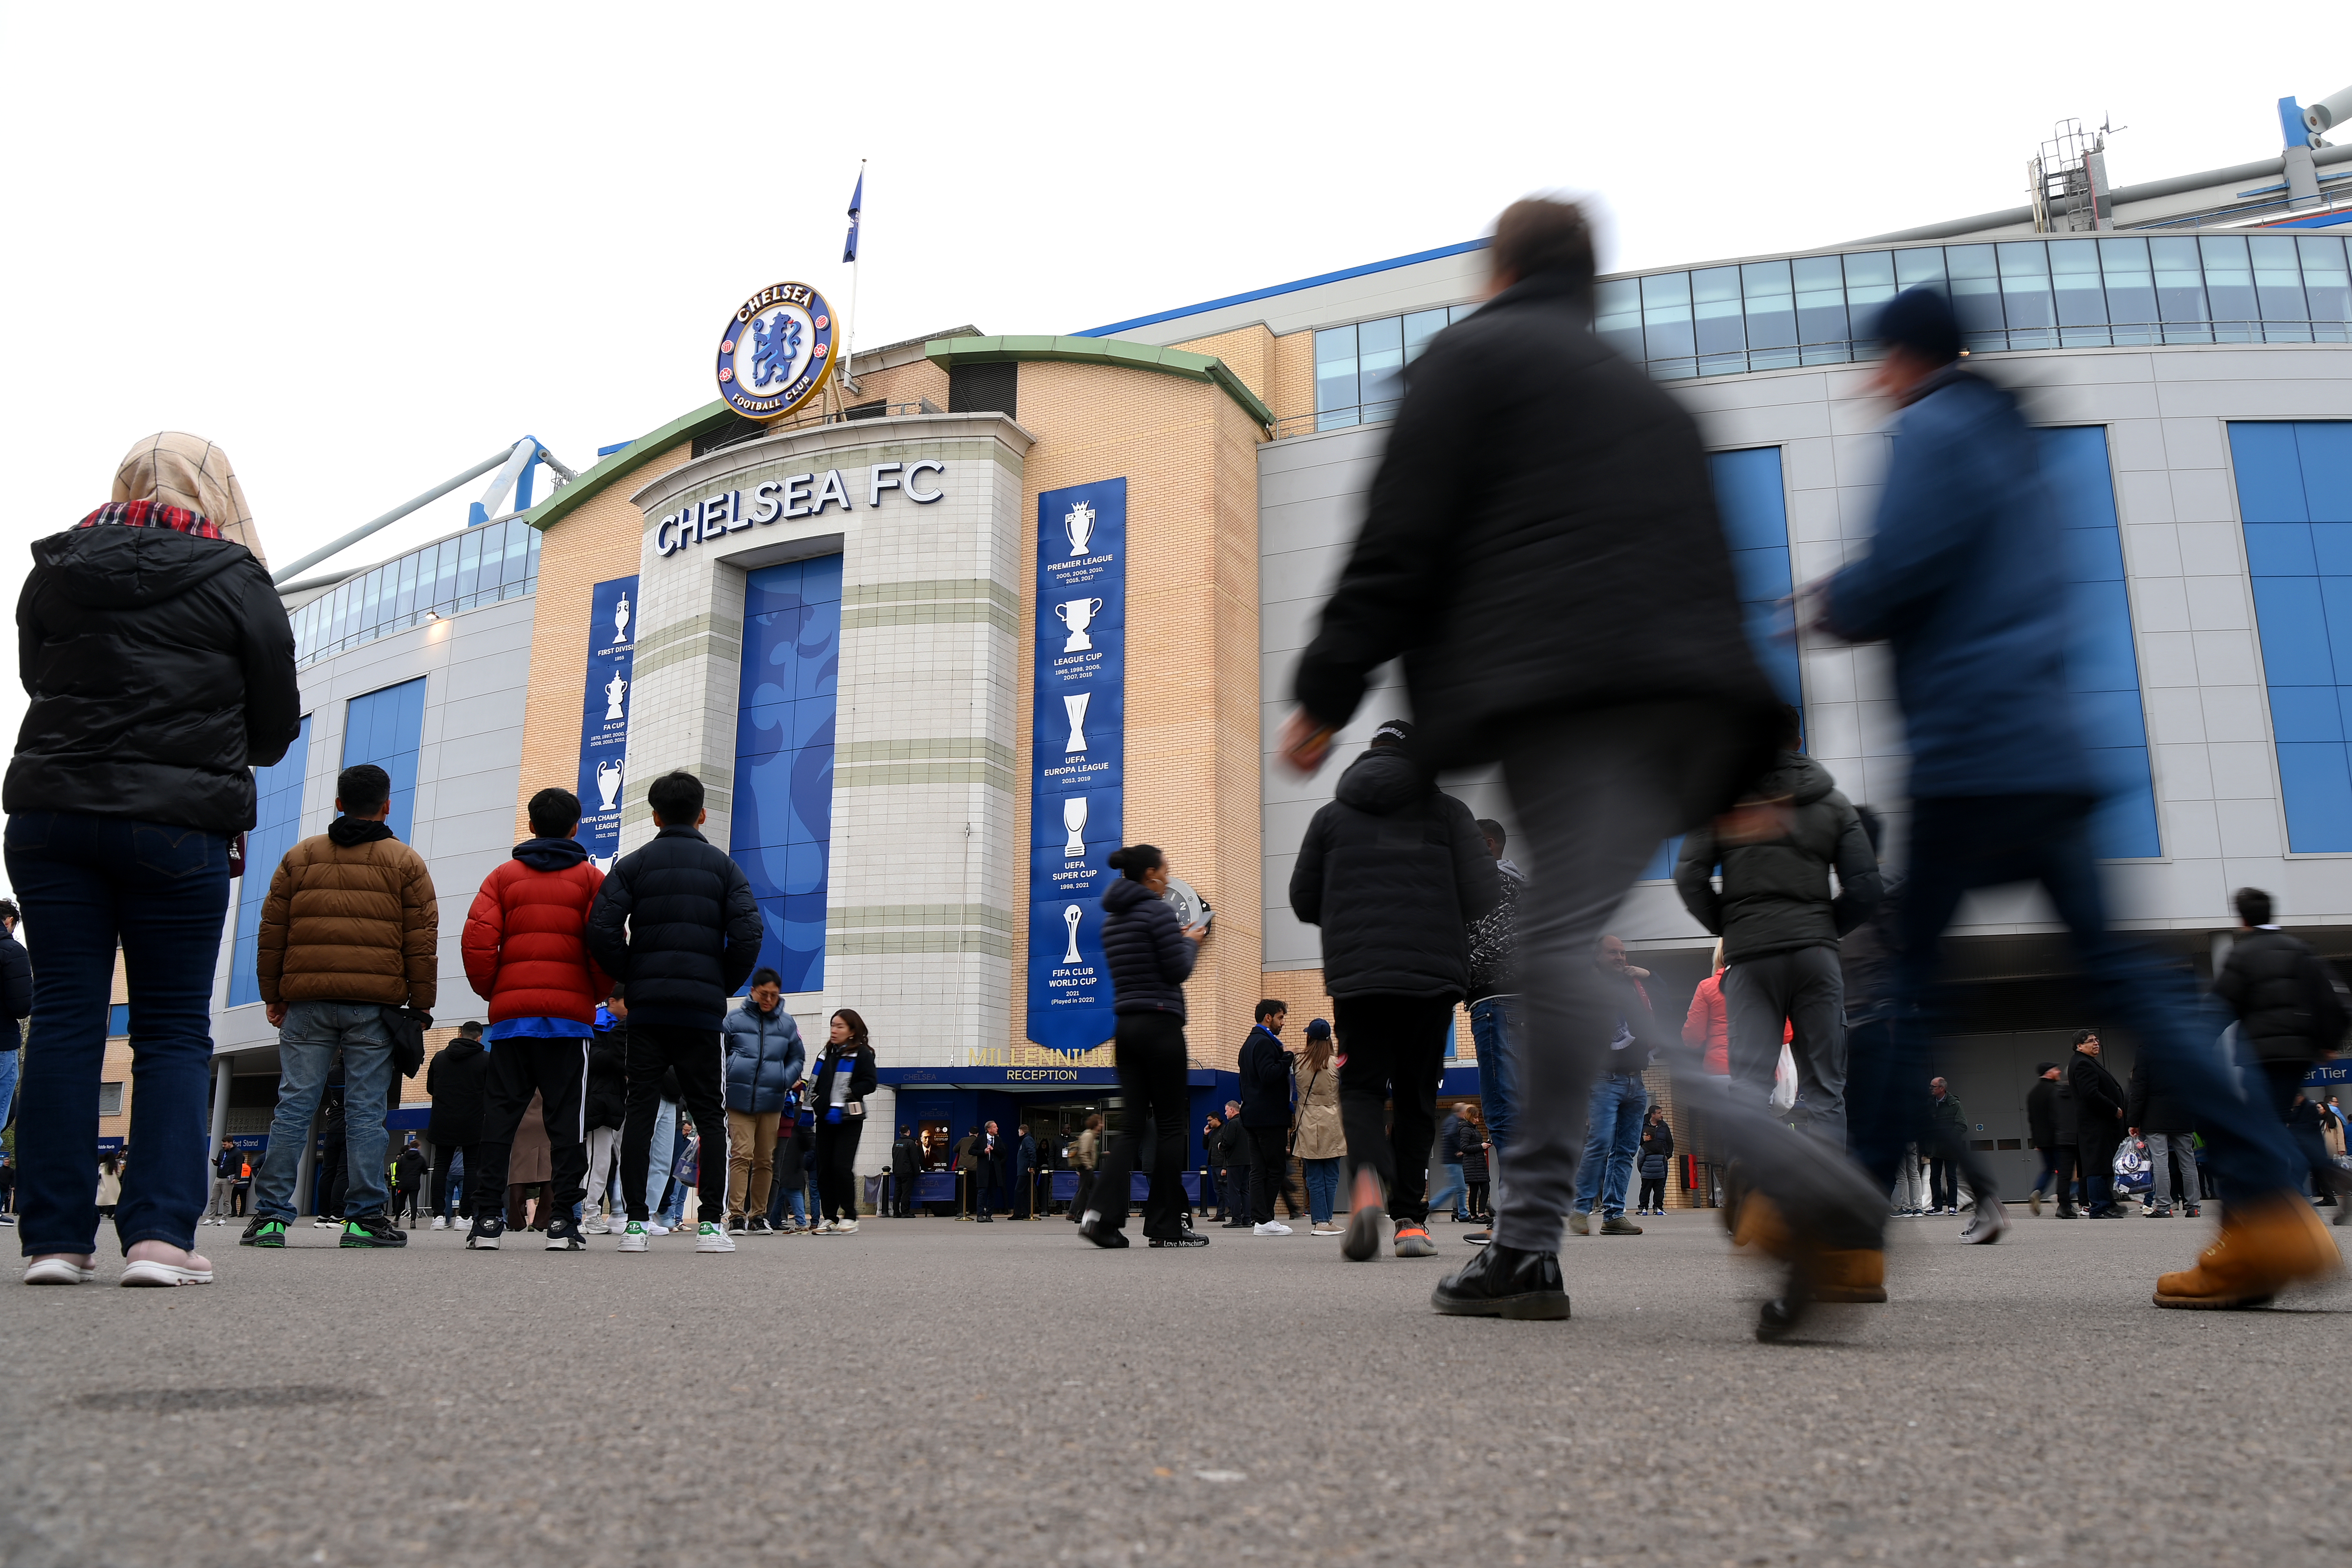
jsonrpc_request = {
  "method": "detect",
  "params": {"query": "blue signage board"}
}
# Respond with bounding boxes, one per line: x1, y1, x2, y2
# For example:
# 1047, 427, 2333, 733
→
2306, 1059, 2351, 1087
1025, 479, 1127, 1053
576, 576, 639, 871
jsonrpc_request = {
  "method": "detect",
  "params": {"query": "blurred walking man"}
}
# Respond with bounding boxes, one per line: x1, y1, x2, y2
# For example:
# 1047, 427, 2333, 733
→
1819, 286, 2337, 1305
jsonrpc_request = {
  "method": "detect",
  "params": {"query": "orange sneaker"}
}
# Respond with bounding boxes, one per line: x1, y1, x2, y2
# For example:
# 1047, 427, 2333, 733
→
2154, 1193, 2342, 1309
1393, 1223, 1436, 1258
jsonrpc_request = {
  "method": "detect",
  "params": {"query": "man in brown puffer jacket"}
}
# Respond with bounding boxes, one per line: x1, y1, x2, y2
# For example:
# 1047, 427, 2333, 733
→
243, 763, 439, 1251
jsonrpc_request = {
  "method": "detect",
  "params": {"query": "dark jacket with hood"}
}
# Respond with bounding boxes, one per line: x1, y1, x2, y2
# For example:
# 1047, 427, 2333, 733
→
9, 521, 300, 835
2213, 928, 2350, 1064
585, 1018, 628, 1131
585, 824, 761, 1030
1100, 876, 1194, 1019
426, 1035, 490, 1147
1237, 1024, 1294, 1128
1289, 748, 1500, 1001
2025, 1074, 2077, 1148
2125, 1058, 2195, 1136
1674, 753, 1882, 962
1288, 266, 1778, 795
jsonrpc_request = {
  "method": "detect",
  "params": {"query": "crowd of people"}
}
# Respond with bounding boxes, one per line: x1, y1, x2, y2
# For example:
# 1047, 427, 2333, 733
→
4, 205, 2347, 1341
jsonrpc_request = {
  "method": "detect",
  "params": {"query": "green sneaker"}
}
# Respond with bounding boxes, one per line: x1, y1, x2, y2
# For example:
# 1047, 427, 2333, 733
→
243, 1217, 286, 1248
340, 1214, 408, 1248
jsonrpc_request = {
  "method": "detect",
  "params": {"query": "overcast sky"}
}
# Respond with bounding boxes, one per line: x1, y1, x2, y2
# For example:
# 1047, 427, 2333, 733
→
0, 5, 2340, 771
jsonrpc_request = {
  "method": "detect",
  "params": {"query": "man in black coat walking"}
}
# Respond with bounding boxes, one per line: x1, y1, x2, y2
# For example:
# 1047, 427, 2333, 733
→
2068, 1032, 2129, 1218
426, 1022, 490, 1228
2213, 886, 2351, 1218
1290, 720, 1499, 1261
586, 771, 761, 1252
1207, 1103, 1252, 1226
2025, 1062, 2078, 1217
1237, 1001, 1297, 1233
889, 1125, 922, 1217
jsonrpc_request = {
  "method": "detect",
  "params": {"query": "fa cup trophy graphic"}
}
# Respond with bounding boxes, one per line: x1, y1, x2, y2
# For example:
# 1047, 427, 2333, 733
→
612, 594, 631, 645
1064, 500, 1095, 559
1063, 692, 1090, 754
1062, 796, 1089, 858
1054, 597, 1103, 653
603, 673, 628, 721
1062, 903, 1084, 965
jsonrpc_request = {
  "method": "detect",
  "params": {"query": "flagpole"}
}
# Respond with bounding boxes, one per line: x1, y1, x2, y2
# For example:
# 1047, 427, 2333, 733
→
844, 158, 866, 401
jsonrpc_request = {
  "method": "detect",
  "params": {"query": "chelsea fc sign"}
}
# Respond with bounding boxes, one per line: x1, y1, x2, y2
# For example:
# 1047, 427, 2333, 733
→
716, 281, 837, 421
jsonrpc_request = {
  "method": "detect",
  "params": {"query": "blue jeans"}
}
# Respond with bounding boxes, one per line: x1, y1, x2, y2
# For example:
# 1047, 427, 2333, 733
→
658, 1121, 692, 1226
254, 1002, 396, 1221
1300, 1156, 1342, 1223
1428, 1162, 1467, 1218
1574, 1072, 1649, 1218
642, 1098, 678, 1223
5, 811, 230, 1256
1469, 995, 1520, 1159
0, 1044, 17, 1133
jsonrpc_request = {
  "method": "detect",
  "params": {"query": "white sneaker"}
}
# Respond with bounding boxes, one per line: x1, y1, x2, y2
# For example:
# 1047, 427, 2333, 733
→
1309, 1224, 1342, 1237
1960, 1206, 2010, 1245
312, 1217, 337, 1229
695, 1221, 736, 1253
1253, 1221, 1292, 1236
582, 1221, 610, 1236
430, 1215, 448, 1231
835, 1218, 859, 1234
617, 1221, 647, 1253
817, 1218, 838, 1234
645, 1221, 672, 1236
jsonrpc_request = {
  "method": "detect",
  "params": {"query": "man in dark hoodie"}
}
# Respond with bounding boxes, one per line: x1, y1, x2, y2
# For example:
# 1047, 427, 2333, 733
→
459, 787, 610, 1252
426, 1021, 490, 1229
1237, 1000, 1297, 1234
1290, 719, 1500, 1262
1675, 705, 1881, 1152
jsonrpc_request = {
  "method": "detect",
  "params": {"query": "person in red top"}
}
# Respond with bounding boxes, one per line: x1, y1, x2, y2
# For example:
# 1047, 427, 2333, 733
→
459, 787, 609, 1252
1683, 942, 1731, 1076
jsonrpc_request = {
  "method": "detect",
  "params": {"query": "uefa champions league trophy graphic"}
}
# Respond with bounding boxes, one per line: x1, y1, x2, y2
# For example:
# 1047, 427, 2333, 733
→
612, 593, 631, 645
1064, 500, 1095, 559
603, 673, 628, 721
1054, 597, 1103, 653
1062, 796, 1089, 858
1062, 904, 1084, 964
595, 759, 624, 811
1063, 692, 1090, 754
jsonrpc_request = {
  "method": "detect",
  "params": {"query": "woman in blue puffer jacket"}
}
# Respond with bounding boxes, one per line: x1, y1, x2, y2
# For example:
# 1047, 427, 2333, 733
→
1083, 844, 1210, 1250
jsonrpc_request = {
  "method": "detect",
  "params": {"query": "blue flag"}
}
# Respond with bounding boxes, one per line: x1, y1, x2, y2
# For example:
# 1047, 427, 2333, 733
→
842, 170, 862, 263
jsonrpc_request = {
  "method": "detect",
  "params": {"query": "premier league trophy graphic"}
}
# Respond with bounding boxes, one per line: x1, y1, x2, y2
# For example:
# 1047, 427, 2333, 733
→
1062, 903, 1084, 964
1062, 796, 1089, 858
612, 593, 631, 645
1054, 597, 1103, 653
1064, 692, 1090, 754
1064, 500, 1096, 560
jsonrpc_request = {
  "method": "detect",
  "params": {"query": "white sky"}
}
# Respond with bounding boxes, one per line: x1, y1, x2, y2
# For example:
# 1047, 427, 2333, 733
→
0, 4, 2340, 775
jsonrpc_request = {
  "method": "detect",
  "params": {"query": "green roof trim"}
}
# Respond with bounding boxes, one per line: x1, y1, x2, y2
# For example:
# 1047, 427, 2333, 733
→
519, 400, 739, 532
924, 335, 1274, 430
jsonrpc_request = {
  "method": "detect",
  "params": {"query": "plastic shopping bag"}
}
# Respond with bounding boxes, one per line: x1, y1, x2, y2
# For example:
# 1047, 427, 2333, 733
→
1770, 1044, 1798, 1112
2112, 1136, 2154, 1196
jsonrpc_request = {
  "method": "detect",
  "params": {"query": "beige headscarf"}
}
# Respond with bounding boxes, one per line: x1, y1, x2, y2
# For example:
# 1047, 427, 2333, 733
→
111, 432, 267, 566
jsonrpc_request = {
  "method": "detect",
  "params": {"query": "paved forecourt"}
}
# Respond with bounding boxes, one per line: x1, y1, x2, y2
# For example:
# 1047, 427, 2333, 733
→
2, 1211, 2345, 1567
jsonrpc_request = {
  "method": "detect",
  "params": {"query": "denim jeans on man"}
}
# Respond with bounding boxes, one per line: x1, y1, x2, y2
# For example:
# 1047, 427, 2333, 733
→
5, 810, 230, 1256
1573, 1071, 1649, 1219
254, 1003, 397, 1221
0, 1048, 17, 1136
1469, 994, 1520, 1199
1428, 1159, 1468, 1220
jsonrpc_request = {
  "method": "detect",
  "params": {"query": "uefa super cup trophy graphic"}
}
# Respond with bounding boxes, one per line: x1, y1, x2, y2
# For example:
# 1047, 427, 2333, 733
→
1062, 903, 1084, 964
1064, 500, 1095, 559
612, 594, 631, 645
595, 758, 623, 810
1054, 597, 1103, 653
1062, 796, 1089, 858
1063, 692, 1090, 754
603, 673, 628, 721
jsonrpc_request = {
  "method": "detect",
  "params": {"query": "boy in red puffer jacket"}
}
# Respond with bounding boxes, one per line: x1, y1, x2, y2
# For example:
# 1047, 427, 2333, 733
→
460, 787, 610, 1252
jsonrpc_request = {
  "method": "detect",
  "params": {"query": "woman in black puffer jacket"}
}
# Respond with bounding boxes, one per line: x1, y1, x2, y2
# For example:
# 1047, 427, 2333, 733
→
1084, 843, 1209, 1250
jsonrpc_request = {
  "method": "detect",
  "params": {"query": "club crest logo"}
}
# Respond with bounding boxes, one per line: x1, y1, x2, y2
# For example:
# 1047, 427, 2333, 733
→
715, 281, 837, 422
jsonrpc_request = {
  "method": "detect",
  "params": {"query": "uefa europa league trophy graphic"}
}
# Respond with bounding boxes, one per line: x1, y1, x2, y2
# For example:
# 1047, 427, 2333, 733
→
1063, 692, 1090, 754
603, 673, 628, 721
1062, 903, 1084, 964
1064, 500, 1095, 559
612, 593, 631, 645
1054, 597, 1103, 653
1062, 796, 1089, 858
595, 759, 624, 810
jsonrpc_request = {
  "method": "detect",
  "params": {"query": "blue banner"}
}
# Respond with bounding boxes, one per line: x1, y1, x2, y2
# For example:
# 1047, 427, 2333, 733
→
576, 575, 639, 871
1026, 478, 1127, 1053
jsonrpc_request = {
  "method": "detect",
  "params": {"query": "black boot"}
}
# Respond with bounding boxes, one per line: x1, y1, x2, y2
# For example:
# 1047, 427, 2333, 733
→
1430, 1243, 1570, 1320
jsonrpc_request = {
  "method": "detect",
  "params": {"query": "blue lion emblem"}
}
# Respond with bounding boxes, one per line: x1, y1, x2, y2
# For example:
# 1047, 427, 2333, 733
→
750, 312, 803, 389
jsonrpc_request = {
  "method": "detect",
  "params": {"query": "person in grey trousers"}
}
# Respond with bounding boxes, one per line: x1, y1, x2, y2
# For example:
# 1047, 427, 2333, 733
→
1674, 704, 1881, 1148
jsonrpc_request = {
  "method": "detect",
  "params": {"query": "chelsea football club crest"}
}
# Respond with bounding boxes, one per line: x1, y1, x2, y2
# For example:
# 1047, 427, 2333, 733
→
715, 281, 837, 421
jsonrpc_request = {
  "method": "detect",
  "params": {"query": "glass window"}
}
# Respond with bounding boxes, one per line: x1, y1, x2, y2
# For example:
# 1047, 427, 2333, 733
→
1313, 325, 1358, 430
1692, 266, 1745, 375
2250, 235, 2308, 342
2149, 238, 2211, 345
1593, 278, 1643, 364
358, 569, 384, 641
456, 526, 483, 602
1893, 247, 1948, 290
1841, 251, 1895, 361
1402, 307, 1448, 363
503, 518, 530, 585
432, 537, 458, 607
1792, 255, 1849, 364
1996, 242, 2056, 351
1356, 315, 1405, 417
2047, 239, 2110, 346
1640, 270, 1695, 378
1945, 244, 2004, 349
1448, 303, 1478, 325
525, 525, 541, 581
2302, 235, 2352, 342
392, 548, 419, 622
2098, 237, 2157, 346
1739, 261, 1797, 370
2199, 234, 2258, 343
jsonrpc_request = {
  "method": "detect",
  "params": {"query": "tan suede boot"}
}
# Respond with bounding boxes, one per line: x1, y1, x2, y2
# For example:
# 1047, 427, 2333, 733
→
2154, 1193, 2342, 1309
1812, 1248, 1888, 1303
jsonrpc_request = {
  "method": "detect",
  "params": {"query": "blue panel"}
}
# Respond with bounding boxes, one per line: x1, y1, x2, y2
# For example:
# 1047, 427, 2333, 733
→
2268, 686, 2345, 743
2326, 576, 2352, 684
2229, 424, 2308, 520
2245, 522, 2317, 576
1707, 447, 1800, 710
731, 556, 842, 993
2252, 576, 2332, 677
2276, 743, 2352, 852
230, 715, 312, 1007
2313, 522, 2352, 574
341, 678, 427, 843
2297, 423, 2352, 521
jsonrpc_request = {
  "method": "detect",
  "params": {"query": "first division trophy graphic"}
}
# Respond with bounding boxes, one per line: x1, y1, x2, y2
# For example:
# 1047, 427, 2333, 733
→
1062, 796, 1089, 858
612, 593, 631, 645
1064, 500, 1095, 559
1062, 903, 1084, 964
1064, 692, 1090, 754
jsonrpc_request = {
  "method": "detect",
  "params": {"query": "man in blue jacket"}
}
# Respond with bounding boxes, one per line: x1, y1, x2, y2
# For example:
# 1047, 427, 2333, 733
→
1237, 1000, 1297, 1235
721, 966, 803, 1235
1820, 287, 2333, 1303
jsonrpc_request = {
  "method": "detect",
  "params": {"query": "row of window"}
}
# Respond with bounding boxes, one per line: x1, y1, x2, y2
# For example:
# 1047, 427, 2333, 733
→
1311, 233, 2352, 422
292, 517, 541, 668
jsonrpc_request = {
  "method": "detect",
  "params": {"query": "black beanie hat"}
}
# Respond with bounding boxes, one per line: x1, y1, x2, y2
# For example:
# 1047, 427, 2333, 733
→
1872, 285, 1962, 364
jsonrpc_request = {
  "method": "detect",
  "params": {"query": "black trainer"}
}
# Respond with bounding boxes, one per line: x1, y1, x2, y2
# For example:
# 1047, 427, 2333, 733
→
543, 1217, 586, 1251
1430, 1243, 1571, 1320
1079, 1214, 1129, 1249
747, 1216, 773, 1235
340, 1213, 408, 1249
466, 1216, 505, 1250
1149, 1229, 1210, 1248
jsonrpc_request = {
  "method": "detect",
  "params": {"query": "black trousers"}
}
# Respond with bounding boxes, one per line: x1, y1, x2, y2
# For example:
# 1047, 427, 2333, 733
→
390, 1183, 419, 1222
2262, 1059, 2340, 1197
2049, 1145, 2082, 1213
1633, 1177, 1660, 1212
433, 1148, 480, 1218
1010, 1161, 1032, 1218
1334, 994, 1454, 1226
1221, 1166, 1251, 1218
2080, 1128, 2120, 1211
1470, 1177, 1495, 1217
1929, 1157, 1959, 1210
1247, 1125, 1292, 1223
815, 1118, 863, 1222
1091, 1011, 1189, 1239
620, 1023, 729, 1224
469, 1037, 590, 1216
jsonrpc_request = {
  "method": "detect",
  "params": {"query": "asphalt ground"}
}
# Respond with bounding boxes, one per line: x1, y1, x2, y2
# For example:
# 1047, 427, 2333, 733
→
2, 1205, 2347, 1568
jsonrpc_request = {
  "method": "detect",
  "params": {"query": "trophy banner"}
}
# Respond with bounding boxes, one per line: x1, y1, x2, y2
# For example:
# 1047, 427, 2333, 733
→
1026, 478, 1127, 1054
575, 574, 639, 872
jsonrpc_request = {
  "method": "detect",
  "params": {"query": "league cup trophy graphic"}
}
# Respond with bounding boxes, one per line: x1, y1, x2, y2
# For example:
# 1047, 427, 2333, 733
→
1064, 500, 1095, 559
1062, 796, 1089, 858
603, 673, 628, 721
1062, 903, 1084, 964
595, 759, 624, 810
1063, 692, 1090, 754
1054, 597, 1103, 653
612, 594, 631, 645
